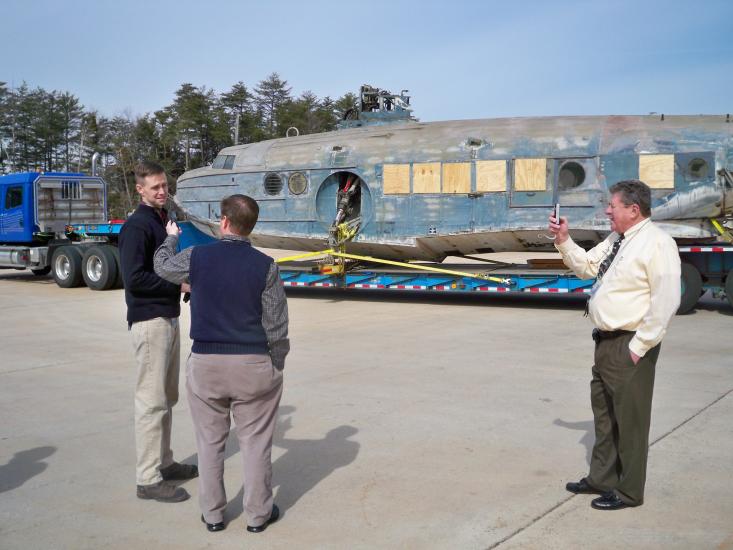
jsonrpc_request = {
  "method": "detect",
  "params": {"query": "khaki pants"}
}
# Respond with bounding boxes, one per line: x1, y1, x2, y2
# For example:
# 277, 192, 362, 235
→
131, 317, 180, 486
186, 352, 283, 527
587, 332, 660, 506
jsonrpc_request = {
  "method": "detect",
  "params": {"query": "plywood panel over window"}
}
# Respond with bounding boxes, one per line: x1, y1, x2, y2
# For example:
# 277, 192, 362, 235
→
476, 160, 506, 192
442, 163, 471, 194
383, 164, 410, 194
514, 158, 547, 191
639, 154, 674, 189
413, 162, 441, 193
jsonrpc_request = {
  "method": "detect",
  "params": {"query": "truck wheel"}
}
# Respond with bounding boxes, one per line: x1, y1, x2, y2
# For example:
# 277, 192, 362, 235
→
31, 266, 51, 276
52, 246, 84, 288
725, 269, 733, 309
678, 262, 702, 314
111, 246, 124, 288
82, 245, 119, 291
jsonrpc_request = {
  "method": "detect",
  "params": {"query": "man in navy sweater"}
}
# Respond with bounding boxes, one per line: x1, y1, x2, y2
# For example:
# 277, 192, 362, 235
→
118, 161, 198, 504
154, 194, 289, 534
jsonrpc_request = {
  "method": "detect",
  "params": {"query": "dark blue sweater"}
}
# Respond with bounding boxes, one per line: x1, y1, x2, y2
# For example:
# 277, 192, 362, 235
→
189, 239, 273, 354
119, 204, 181, 324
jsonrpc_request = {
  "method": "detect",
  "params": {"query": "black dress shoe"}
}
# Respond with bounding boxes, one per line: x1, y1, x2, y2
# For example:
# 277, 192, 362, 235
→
160, 462, 199, 481
591, 492, 634, 510
246, 504, 280, 533
201, 514, 226, 532
565, 477, 603, 495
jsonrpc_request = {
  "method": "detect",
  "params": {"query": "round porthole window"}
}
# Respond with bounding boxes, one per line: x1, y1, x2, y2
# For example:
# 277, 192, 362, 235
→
687, 158, 708, 180
558, 161, 586, 190
288, 172, 308, 195
264, 173, 283, 195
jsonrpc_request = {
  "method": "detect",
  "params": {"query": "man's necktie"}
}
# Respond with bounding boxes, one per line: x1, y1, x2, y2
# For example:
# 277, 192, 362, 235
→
597, 234, 625, 280
585, 233, 625, 316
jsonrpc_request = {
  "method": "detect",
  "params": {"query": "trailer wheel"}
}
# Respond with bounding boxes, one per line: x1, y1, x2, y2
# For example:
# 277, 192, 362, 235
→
31, 266, 51, 276
52, 246, 84, 288
82, 245, 119, 291
678, 262, 702, 314
110, 246, 124, 289
725, 269, 733, 309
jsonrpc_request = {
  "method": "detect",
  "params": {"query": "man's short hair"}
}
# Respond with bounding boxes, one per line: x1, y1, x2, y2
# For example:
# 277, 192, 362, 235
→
134, 161, 166, 186
221, 194, 259, 236
609, 179, 652, 217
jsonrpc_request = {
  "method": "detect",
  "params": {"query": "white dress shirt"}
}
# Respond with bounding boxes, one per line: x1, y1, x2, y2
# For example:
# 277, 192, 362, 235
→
556, 219, 681, 357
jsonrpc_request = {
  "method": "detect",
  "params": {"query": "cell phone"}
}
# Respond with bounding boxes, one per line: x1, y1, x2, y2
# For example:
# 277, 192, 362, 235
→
553, 203, 560, 223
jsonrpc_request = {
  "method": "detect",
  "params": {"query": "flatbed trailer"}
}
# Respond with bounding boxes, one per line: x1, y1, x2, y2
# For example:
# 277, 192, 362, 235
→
272, 247, 733, 314
175, 219, 733, 313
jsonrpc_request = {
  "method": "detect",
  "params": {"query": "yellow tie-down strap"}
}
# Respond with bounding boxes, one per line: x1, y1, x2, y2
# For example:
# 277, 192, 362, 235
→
275, 249, 512, 285
710, 219, 733, 243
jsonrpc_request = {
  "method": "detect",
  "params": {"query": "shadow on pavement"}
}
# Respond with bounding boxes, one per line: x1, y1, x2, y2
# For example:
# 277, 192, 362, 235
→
0, 446, 56, 494
554, 418, 595, 465
224, 406, 360, 523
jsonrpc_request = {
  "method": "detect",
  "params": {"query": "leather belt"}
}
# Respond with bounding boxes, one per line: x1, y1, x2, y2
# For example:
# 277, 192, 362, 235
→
592, 328, 634, 343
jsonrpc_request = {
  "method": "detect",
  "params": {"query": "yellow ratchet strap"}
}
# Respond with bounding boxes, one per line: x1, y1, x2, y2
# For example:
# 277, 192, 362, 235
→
710, 219, 733, 243
276, 249, 512, 285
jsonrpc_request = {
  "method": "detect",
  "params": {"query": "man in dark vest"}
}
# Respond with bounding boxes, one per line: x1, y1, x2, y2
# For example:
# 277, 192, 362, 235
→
154, 194, 289, 534
118, 161, 198, 504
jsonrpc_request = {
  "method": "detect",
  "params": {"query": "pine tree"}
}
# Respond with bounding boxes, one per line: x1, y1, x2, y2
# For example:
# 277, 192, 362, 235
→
220, 81, 258, 144
0, 82, 9, 171
57, 92, 83, 171
255, 73, 292, 138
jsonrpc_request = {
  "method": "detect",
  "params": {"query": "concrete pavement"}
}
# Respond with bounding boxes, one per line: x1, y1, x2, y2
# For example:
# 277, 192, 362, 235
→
0, 265, 731, 549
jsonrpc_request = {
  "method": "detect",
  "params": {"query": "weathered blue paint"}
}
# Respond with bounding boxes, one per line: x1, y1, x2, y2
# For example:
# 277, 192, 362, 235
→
175, 90, 733, 261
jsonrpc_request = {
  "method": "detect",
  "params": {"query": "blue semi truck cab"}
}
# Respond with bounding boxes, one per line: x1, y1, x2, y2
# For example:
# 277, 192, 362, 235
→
0, 171, 107, 243
0, 171, 120, 288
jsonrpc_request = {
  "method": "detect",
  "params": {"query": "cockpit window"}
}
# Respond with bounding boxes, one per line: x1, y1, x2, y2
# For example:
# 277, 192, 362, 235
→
212, 155, 235, 169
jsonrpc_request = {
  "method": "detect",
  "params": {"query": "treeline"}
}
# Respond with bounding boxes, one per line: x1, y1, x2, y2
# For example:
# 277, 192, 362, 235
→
0, 73, 357, 217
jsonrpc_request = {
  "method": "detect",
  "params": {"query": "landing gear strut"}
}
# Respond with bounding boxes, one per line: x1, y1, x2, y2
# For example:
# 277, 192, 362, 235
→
328, 175, 361, 248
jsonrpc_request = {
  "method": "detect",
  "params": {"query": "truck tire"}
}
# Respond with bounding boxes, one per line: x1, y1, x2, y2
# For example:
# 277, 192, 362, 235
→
111, 246, 124, 289
31, 266, 51, 276
678, 262, 702, 314
52, 246, 84, 288
725, 269, 733, 309
82, 245, 119, 291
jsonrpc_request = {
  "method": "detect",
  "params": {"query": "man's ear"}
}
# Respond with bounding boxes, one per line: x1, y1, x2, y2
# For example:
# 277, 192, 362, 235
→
135, 183, 143, 196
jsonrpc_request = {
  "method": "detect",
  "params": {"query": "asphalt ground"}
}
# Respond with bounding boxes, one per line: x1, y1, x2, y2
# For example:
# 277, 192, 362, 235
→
1, 257, 732, 550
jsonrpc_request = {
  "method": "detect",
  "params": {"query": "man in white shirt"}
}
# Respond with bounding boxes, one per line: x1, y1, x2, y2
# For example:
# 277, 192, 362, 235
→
548, 179, 681, 510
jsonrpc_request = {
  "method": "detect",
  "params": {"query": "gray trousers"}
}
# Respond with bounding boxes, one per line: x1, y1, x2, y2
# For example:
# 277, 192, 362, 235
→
587, 332, 660, 506
131, 317, 180, 485
186, 352, 283, 526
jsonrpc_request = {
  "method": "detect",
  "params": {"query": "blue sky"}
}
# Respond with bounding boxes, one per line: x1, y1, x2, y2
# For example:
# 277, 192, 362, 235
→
4, 0, 732, 121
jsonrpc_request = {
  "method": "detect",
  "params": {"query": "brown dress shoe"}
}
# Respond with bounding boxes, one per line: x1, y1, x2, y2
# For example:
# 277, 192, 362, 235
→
136, 481, 190, 503
160, 462, 199, 481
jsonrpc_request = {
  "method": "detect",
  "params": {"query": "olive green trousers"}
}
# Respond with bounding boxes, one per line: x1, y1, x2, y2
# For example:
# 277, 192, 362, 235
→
587, 332, 660, 506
